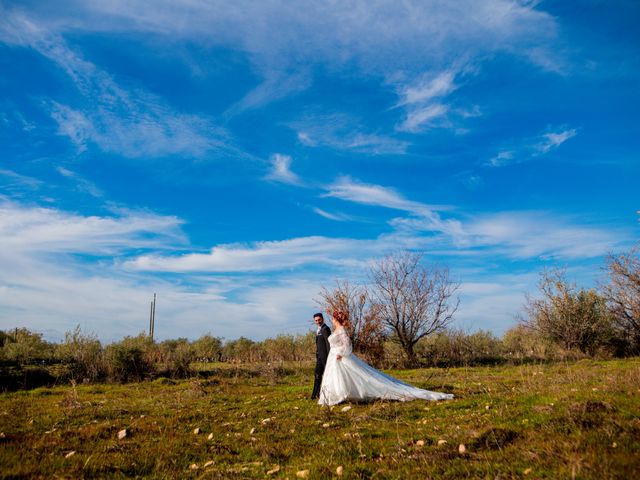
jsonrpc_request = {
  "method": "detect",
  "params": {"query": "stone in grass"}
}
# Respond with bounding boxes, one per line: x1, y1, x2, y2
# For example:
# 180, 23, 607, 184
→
458, 443, 467, 454
117, 429, 127, 440
336, 465, 344, 476
437, 439, 447, 446
416, 440, 425, 447
267, 465, 281, 475
207, 433, 214, 440
189, 463, 198, 470
341, 406, 352, 412
193, 427, 201, 435
296, 470, 309, 478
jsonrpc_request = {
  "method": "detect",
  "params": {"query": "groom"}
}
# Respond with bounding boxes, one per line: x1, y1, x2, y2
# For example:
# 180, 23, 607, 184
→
311, 312, 331, 399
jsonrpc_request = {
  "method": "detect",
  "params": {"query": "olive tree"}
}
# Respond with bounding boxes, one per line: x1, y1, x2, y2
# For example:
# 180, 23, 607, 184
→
369, 251, 459, 366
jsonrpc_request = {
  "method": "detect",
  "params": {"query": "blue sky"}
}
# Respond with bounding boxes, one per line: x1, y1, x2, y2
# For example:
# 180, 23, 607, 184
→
0, 0, 638, 342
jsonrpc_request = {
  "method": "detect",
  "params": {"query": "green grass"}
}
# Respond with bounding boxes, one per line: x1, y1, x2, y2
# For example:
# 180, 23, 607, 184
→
1, 359, 639, 478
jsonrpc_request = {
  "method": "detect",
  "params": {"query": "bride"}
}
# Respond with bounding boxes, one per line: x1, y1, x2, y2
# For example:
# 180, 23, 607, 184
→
319, 311, 454, 406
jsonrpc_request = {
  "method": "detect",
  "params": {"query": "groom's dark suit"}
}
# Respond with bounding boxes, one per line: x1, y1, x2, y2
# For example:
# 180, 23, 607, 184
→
311, 323, 331, 399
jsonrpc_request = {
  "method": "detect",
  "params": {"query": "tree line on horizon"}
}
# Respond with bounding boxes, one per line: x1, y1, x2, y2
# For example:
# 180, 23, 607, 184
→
1, 244, 638, 390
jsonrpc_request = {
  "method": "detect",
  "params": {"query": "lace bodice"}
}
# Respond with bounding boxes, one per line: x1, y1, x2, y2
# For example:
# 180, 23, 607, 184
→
328, 327, 352, 357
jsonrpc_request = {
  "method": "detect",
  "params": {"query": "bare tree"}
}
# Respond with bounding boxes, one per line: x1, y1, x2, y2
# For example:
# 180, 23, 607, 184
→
369, 251, 459, 366
318, 280, 385, 362
524, 269, 613, 355
603, 244, 640, 354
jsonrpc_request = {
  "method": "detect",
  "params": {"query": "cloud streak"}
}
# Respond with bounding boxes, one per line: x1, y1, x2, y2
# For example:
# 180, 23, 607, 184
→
466, 211, 619, 259
1, 0, 561, 123
293, 114, 409, 155
127, 236, 376, 273
323, 176, 466, 240
395, 70, 459, 132
1, 10, 233, 159
265, 154, 303, 186
488, 127, 578, 166
0, 200, 185, 255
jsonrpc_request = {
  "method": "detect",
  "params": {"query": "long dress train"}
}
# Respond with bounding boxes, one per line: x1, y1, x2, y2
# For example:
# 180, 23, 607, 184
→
318, 326, 454, 406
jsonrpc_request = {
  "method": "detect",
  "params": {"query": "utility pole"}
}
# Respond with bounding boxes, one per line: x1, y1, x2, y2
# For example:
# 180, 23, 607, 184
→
152, 293, 156, 340
149, 300, 153, 339
149, 293, 156, 341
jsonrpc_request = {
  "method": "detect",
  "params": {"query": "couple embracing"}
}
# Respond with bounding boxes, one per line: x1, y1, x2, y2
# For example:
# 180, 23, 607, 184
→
311, 311, 453, 406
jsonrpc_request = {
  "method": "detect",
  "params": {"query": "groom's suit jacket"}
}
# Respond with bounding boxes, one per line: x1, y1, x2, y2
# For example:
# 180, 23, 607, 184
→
316, 323, 331, 367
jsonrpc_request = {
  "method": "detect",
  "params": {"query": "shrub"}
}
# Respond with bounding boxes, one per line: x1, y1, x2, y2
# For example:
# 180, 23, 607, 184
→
105, 334, 156, 382
0, 328, 54, 364
159, 338, 195, 378
523, 270, 615, 355
502, 324, 557, 361
55, 326, 105, 382
417, 329, 503, 367
261, 334, 315, 363
222, 337, 263, 363
192, 334, 223, 362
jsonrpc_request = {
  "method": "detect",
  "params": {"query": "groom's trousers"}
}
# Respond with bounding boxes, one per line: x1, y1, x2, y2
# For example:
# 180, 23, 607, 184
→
311, 357, 326, 399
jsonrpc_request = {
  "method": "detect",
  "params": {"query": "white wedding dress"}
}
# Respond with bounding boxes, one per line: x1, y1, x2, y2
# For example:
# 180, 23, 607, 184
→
318, 326, 454, 406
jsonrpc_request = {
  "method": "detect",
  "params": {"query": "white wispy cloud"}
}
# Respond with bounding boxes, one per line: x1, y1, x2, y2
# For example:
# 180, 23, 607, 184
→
0, 168, 43, 191
265, 154, 303, 185
488, 127, 578, 166
289, 113, 410, 155
0, 200, 185, 254
397, 70, 458, 107
324, 176, 432, 214
291, 112, 409, 155
393, 66, 487, 133
0, 11, 233, 159
324, 176, 467, 241
312, 208, 354, 222
127, 236, 377, 273
56, 167, 103, 198
398, 103, 450, 132
466, 211, 619, 259
1, 0, 560, 116
395, 70, 457, 132
296, 126, 409, 155
534, 128, 578, 154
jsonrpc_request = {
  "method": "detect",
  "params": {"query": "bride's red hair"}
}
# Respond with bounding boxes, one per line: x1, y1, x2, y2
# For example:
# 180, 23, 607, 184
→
332, 310, 351, 329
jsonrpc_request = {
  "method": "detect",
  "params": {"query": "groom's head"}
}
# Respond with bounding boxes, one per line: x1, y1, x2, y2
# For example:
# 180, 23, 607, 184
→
313, 313, 324, 326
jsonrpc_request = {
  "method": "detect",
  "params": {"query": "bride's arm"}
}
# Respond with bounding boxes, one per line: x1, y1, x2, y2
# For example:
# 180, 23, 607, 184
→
333, 330, 353, 360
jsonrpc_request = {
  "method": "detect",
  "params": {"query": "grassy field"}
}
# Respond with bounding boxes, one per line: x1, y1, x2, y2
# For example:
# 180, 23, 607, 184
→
1, 358, 639, 479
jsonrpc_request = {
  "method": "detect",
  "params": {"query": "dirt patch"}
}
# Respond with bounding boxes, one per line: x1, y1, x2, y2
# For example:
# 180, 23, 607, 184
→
470, 428, 519, 450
